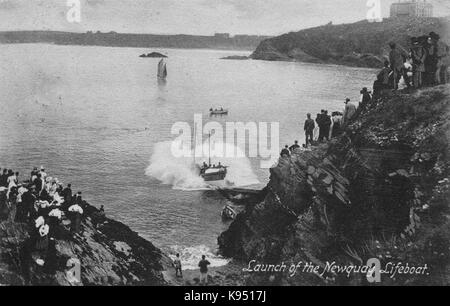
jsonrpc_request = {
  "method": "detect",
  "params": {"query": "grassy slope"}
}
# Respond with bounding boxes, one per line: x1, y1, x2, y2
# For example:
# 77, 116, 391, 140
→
252, 17, 450, 67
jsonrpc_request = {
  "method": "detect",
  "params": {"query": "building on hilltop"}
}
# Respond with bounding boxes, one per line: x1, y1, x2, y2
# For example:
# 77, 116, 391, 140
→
390, 0, 433, 18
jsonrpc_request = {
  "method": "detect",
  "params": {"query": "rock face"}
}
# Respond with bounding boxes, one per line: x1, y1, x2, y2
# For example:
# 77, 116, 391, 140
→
140, 52, 168, 58
220, 55, 250, 60
219, 85, 450, 285
0, 203, 171, 286
251, 17, 450, 68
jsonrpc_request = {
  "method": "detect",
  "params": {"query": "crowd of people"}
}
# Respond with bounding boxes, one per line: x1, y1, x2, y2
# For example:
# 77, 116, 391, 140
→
279, 33, 448, 156
280, 94, 360, 157
374, 32, 449, 95
0, 166, 105, 279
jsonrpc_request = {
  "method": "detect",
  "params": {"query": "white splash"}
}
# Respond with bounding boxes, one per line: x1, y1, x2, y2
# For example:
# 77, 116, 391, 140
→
146, 141, 259, 190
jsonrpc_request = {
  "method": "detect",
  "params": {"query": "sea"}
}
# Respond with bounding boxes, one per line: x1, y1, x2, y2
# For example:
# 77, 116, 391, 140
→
0, 44, 376, 269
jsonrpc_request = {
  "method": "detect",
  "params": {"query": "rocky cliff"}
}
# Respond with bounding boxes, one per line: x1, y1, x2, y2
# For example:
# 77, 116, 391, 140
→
219, 85, 450, 285
251, 17, 450, 68
0, 202, 171, 286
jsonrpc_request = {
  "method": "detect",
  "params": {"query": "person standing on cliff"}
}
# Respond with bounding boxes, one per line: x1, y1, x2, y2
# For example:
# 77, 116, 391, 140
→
198, 255, 211, 286
39, 166, 47, 180
0, 187, 9, 221
30, 167, 38, 182
62, 184, 72, 208
289, 140, 300, 153
331, 111, 342, 138
173, 253, 183, 278
73, 191, 84, 208
316, 110, 326, 142
304, 114, 315, 147
342, 98, 357, 126
424, 34, 438, 86
280, 145, 290, 158
389, 42, 406, 90
433, 32, 449, 84
0, 169, 8, 187
359, 87, 372, 111
376, 60, 392, 93
410, 37, 427, 89
322, 110, 331, 142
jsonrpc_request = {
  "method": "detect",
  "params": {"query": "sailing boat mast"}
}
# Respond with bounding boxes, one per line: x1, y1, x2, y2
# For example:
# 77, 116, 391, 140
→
193, 124, 196, 167
208, 132, 211, 166
157, 58, 167, 79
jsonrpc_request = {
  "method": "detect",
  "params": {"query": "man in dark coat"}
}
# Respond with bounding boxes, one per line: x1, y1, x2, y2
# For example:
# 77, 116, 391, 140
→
389, 42, 406, 90
0, 169, 8, 187
410, 37, 427, 88
289, 140, 300, 152
316, 110, 326, 142
304, 113, 315, 147
322, 111, 331, 141
62, 184, 73, 208
17, 188, 36, 223
0, 189, 9, 221
431, 32, 449, 84
360, 87, 372, 111
280, 145, 290, 158
423, 35, 437, 86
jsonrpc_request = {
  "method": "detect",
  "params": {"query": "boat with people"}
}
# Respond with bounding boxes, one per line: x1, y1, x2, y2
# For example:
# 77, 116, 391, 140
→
193, 131, 229, 187
221, 205, 237, 221
209, 107, 228, 115
199, 162, 228, 183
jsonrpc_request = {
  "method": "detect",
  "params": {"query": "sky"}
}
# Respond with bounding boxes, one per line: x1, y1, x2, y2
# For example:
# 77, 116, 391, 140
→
0, 0, 449, 35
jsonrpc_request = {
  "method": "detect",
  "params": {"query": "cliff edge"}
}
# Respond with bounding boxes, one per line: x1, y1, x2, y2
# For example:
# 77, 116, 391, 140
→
0, 202, 171, 286
251, 17, 450, 68
219, 85, 450, 285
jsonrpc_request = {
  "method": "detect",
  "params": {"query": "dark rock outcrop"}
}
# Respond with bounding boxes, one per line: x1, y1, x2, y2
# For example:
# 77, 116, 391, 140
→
0, 202, 171, 286
219, 85, 450, 285
251, 17, 450, 68
140, 52, 168, 58
220, 55, 250, 60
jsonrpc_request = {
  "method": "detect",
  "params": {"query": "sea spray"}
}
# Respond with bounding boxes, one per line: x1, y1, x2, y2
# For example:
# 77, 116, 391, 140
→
168, 245, 229, 270
146, 141, 259, 190
145, 141, 207, 190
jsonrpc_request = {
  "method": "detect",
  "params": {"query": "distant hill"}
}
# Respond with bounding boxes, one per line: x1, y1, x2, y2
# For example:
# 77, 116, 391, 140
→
251, 17, 450, 68
0, 31, 271, 51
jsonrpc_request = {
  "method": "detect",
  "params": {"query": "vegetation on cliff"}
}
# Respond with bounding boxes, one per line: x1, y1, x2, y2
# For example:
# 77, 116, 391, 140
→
219, 85, 450, 285
251, 17, 450, 68
0, 31, 270, 51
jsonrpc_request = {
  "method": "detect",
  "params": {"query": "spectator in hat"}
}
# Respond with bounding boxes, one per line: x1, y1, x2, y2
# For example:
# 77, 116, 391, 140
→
304, 113, 315, 148
62, 184, 73, 208
0, 169, 8, 187
389, 42, 407, 90
432, 32, 449, 84
73, 191, 83, 207
289, 140, 300, 153
30, 167, 38, 182
360, 87, 372, 110
423, 35, 437, 86
343, 98, 356, 125
410, 37, 427, 88
39, 166, 47, 180
0, 187, 9, 221
280, 145, 290, 158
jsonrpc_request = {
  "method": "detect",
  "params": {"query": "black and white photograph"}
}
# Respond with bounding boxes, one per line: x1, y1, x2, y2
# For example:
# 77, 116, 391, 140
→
0, 0, 449, 292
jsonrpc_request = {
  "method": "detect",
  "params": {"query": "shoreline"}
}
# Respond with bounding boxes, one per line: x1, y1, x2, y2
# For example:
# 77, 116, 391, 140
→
163, 260, 246, 286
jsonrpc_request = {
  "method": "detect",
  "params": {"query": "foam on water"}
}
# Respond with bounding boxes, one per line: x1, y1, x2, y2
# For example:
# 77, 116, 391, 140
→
145, 141, 259, 190
168, 245, 230, 270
